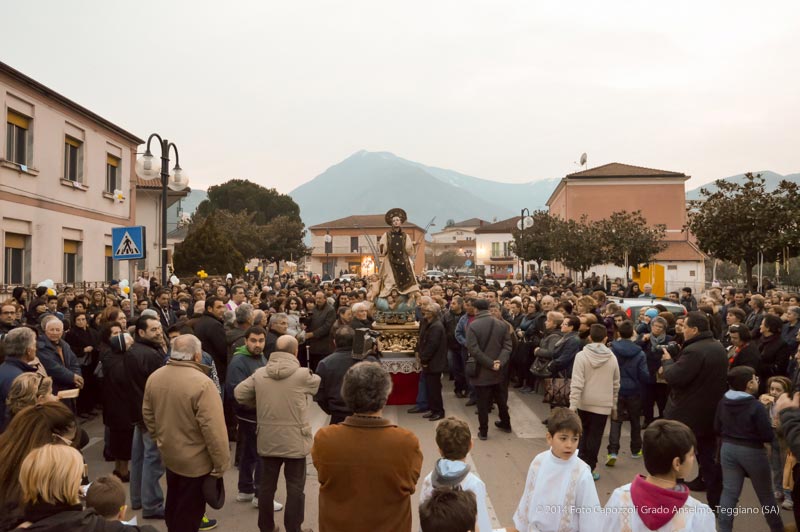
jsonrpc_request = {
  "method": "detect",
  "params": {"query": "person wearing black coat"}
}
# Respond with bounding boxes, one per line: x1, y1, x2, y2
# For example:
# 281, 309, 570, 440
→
192, 296, 228, 381
727, 323, 760, 371
304, 291, 336, 371
758, 314, 791, 394
124, 315, 166, 518
419, 304, 448, 421
661, 311, 728, 505
101, 330, 136, 482
314, 326, 376, 424
8, 504, 157, 532
547, 316, 582, 379
441, 297, 467, 397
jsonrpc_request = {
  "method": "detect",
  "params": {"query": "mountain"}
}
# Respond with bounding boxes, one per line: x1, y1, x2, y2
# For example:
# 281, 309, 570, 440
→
178, 189, 208, 215
686, 171, 800, 200
289, 151, 559, 231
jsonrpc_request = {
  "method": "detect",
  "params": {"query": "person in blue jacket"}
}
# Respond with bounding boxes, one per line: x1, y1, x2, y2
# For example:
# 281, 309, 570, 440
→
606, 320, 649, 467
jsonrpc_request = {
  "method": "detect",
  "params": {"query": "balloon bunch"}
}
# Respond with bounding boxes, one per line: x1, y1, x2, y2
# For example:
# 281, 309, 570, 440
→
197, 270, 209, 279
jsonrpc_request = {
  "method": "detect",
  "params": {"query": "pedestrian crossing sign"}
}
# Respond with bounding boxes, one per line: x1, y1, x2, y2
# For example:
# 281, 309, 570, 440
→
112, 226, 146, 260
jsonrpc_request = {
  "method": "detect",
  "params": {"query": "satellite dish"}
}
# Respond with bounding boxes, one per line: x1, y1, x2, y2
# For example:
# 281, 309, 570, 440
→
579, 153, 588, 166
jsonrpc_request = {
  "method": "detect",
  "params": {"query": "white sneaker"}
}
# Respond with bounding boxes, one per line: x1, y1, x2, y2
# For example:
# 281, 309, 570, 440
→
236, 492, 254, 502
251, 497, 283, 511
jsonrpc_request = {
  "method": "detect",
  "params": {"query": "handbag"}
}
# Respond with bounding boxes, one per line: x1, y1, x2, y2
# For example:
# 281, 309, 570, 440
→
529, 355, 553, 378
466, 320, 497, 378
543, 375, 571, 407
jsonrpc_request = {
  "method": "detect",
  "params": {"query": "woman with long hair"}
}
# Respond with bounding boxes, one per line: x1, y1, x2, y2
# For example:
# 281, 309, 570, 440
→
0, 402, 78, 528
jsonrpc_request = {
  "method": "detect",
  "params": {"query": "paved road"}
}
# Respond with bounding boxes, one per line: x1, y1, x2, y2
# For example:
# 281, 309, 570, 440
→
80, 383, 797, 531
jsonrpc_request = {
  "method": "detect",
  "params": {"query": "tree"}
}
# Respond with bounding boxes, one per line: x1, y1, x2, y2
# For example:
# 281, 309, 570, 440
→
173, 215, 245, 275
196, 179, 301, 225
206, 209, 268, 261
687, 173, 794, 284
259, 215, 312, 269
556, 216, 604, 280
436, 250, 465, 272
598, 210, 666, 277
510, 210, 562, 271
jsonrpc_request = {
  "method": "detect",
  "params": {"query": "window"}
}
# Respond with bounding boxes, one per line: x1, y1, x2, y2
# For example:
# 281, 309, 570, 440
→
491, 242, 501, 257
105, 245, 114, 282
4, 233, 27, 284
350, 236, 359, 253
6, 110, 29, 165
106, 155, 120, 193
63, 240, 80, 283
64, 136, 83, 182
667, 265, 678, 271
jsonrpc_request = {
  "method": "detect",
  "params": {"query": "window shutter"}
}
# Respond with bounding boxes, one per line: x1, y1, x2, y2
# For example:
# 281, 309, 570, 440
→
7, 110, 29, 129
5, 233, 26, 249
63, 240, 79, 254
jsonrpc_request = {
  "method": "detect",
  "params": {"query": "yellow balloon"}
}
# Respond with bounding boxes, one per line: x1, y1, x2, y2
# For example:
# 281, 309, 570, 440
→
123, 286, 130, 294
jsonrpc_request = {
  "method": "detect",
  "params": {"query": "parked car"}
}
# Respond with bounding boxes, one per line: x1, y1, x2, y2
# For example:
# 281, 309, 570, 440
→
605, 297, 687, 323
424, 270, 445, 281
336, 274, 358, 283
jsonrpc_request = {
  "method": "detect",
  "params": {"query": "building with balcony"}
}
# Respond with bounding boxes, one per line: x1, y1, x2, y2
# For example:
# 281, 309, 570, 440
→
427, 218, 486, 269
474, 216, 523, 280
308, 215, 427, 279
1, 61, 142, 286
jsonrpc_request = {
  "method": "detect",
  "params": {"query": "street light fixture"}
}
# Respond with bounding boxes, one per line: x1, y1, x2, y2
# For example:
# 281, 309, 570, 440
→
324, 231, 333, 280
135, 133, 188, 287
517, 208, 533, 284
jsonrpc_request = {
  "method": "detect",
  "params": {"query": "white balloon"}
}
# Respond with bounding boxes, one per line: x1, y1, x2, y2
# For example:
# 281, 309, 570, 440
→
170, 275, 180, 285
119, 279, 129, 289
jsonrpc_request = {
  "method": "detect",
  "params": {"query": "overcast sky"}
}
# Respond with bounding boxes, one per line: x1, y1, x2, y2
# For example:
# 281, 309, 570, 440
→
4, 1, 799, 192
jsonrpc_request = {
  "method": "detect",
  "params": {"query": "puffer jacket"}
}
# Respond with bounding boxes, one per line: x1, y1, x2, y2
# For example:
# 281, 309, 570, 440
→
610, 339, 649, 396
234, 351, 321, 458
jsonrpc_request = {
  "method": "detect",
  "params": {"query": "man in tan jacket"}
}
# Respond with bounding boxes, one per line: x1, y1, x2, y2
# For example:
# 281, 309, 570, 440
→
143, 334, 230, 532
235, 335, 320, 532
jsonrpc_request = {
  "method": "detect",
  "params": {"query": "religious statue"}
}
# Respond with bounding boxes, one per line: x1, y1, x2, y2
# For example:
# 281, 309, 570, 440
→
373, 208, 420, 315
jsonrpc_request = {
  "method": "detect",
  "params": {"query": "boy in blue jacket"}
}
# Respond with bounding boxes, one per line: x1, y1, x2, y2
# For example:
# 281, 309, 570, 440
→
715, 366, 783, 532
606, 320, 648, 467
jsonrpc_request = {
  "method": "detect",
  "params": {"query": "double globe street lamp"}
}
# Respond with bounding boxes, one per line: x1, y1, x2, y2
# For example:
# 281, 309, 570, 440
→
135, 133, 189, 287
516, 208, 534, 283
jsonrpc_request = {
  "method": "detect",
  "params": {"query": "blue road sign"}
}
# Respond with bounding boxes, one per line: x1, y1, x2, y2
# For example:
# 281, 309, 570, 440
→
112, 226, 146, 260
464, 259, 473, 267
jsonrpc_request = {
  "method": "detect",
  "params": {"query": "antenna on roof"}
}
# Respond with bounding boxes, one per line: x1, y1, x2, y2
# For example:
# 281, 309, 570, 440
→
579, 152, 588, 168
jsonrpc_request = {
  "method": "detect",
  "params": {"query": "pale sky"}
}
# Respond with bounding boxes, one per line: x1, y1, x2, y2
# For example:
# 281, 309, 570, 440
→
4, 1, 799, 192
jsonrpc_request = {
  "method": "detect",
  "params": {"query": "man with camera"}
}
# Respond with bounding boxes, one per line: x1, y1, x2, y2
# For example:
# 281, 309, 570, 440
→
314, 326, 377, 424
661, 311, 728, 505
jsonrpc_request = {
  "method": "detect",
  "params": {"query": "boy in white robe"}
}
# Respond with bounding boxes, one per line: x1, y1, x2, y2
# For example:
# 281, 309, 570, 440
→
420, 417, 492, 532
513, 407, 601, 532
601, 419, 716, 531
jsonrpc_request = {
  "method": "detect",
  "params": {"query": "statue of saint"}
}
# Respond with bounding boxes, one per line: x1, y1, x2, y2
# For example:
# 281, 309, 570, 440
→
376, 208, 420, 307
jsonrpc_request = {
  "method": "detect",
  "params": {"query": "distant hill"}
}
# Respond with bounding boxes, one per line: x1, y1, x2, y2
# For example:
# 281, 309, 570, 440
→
178, 189, 208, 216
289, 150, 559, 231
686, 171, 800, 200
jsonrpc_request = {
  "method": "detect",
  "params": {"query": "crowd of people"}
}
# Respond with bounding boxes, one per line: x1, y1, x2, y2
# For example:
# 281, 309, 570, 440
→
3, 271, 800, 531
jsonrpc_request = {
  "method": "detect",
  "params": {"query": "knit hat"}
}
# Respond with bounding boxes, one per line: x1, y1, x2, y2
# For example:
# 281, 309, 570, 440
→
644, 308, 659, 319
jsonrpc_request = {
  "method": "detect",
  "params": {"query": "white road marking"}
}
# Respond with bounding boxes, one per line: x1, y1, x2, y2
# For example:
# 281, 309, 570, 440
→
82, 436, 103, 451
506, 391, 548, 439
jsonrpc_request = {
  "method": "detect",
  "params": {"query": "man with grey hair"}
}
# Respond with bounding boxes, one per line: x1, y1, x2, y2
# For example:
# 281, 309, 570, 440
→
265, 312, 289, 360
419, 302, 447, 421
408, 295, 434, 415
252, 309, 268, 329
144, 333, 230, 532
312, 362, 422, 532
227, 303, 255, 360
235, 334, 320, 532
37, 316, 82, 396
0, 327, 43, 428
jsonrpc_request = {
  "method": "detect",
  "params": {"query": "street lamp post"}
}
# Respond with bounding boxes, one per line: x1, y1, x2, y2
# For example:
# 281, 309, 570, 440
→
135, 134, 188, 287
324, 232, 332, 280
517, 208, 533, 284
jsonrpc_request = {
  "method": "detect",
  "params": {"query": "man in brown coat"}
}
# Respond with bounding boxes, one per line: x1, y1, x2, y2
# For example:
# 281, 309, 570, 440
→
235, 335, 320, 532
143, 334, 230, 532
312, 362, 423, 532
